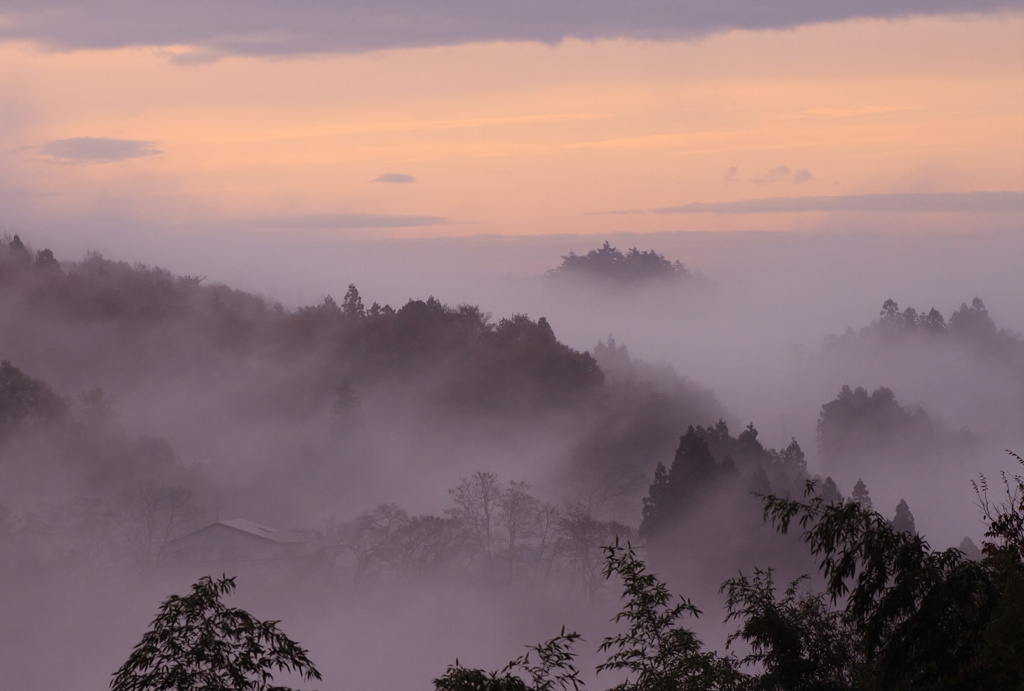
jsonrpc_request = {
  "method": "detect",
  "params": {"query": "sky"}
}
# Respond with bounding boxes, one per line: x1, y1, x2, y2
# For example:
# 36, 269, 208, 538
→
0, 1, 1021, 258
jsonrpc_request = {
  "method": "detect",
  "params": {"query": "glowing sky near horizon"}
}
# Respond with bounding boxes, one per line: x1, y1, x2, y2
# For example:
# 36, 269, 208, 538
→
1, 9, 1021, 242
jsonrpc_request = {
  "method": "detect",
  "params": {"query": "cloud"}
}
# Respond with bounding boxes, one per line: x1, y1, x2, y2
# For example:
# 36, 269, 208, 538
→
255, 212, 448, 229
372, 173, 416, 184
650, 191, 1024, 215
749, 165, 815, 185
753, 166, 793, 184
0, 0, 1016, 57
723, 166, 740, 183
792, 168, 815, 184
39, 137, 161, 164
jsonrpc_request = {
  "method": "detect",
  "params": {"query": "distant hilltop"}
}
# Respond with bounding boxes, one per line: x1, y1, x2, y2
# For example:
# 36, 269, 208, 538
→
548, 241, 690, 287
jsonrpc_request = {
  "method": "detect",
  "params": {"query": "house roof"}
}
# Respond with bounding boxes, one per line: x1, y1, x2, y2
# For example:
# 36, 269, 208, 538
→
217, 518, 308, 543
168, 518, 308, 546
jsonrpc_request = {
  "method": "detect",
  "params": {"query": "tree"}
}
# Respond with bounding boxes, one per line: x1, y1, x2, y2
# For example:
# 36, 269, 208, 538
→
110, 575, 321, 691
850, 479, 873, 510
891, 498, 916, 534
448, 471, 503, 570
596, 541, 739, 690
548, 242, 688, 286
322, 502, 408, 584
434, 628, 584, 691
118, 481, 200, 571
818, 477, 842, 505
639, 426, 721, 539
762, 484, 1000, 689
444, 453, 1024, 690
7, 234, 30, 265
0, 360, 67, 440
722, 569, 860, 690
34, 248, 61, 273
558, 505, 632, 602
499, 480, 540, 580
342, 284, 364, 318
878, 298, 901, 334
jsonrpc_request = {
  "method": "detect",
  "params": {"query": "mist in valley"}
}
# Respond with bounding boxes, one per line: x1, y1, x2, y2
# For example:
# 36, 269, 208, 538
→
0, 225, 1021, 689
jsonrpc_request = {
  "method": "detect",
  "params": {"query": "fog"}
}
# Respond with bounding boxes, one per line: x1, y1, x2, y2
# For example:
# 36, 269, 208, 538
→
1, 225, 1022, 689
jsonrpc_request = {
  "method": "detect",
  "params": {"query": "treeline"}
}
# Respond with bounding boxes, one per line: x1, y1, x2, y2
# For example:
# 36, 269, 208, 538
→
548, 241, 690, 287
0, 234, 721, 452
112, 452, 1023, 690
817, 383, 976, 473
824, 296, 1023, 363
315, 471, 632, 600
437, 452, 1024, 690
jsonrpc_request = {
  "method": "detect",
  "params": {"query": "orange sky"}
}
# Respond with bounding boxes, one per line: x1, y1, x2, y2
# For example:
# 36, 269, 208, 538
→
1, 13, 1022, 240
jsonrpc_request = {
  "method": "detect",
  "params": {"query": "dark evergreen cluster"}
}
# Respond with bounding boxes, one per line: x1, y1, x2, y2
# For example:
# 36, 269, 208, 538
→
816, 384, 976, 472
436, 452, 1024, 690
639, 422, 808, 540
549, 242, 689, 286
824, 297, 1024, 363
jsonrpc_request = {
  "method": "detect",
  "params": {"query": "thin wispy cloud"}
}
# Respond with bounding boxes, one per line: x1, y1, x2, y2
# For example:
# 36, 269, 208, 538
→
39, 137, 161, 164
649, 191, 1024, 215
792, 169, 815, 184
373, 173, 416, 184
255, 212, 448, 229
725, 165, 815, 185
0, 0, 1015, 57
803, 106, 918, 118
753, 166, 794, 185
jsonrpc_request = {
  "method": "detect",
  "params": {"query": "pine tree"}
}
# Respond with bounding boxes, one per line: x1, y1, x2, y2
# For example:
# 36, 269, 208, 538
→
851, 479, 873, 510
820, 477, 843, 504
892, 498, 917, 534
342, 284, 365, 318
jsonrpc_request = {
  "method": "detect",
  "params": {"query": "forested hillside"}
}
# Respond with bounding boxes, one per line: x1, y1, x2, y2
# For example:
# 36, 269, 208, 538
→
1, 234, 1020, 690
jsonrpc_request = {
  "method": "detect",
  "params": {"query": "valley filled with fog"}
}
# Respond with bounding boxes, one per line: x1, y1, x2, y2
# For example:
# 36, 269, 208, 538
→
0, 228, 1021, 690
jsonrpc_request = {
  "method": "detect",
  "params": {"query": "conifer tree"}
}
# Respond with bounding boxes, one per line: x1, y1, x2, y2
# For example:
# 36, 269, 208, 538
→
851, 479, 873, 510
892, 498, 917, 534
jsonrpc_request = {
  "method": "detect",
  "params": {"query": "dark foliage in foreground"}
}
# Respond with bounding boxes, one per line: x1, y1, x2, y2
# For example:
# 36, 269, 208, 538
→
111, 575, 321, 691
437, 451, 1024, 690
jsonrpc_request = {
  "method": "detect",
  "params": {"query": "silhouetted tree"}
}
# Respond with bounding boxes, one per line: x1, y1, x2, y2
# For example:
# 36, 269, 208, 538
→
892, 498, 917, 534
640, 426, 721, 539
499, 480, 540, 580
448, 471, 503, 570
549, 242, 688, 286
819, 477, 843, 505
342, 283, 364, 318
557, 504, 632, 602
851, 479, 873, 510
110, 575, 321, 691
7, 234, 30, 265
0, 361, 67, 440
949, 297, 997, 341
34, 248, 61, 273
322, 502, 409, 583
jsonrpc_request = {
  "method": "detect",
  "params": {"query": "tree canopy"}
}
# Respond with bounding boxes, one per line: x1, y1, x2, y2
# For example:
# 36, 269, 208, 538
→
438, 451, 1024, 690
549, 242, 689, 287
110, 575, 321, 691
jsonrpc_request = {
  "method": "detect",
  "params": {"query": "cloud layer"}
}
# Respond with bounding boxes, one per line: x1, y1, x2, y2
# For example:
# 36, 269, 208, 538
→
0, 1, 1016, 57
651, 191, 1024, 215
373, 173, 416, 184
40, 137, 161, 164
255, 213, 447, 229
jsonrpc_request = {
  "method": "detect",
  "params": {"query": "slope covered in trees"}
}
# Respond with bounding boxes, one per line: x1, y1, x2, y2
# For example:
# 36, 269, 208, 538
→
814, 296, 1023, 449
437, 451, 1024, 690
548, 242, 690, 287
2, 234, 1016, 690
816, 384, 976, 475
